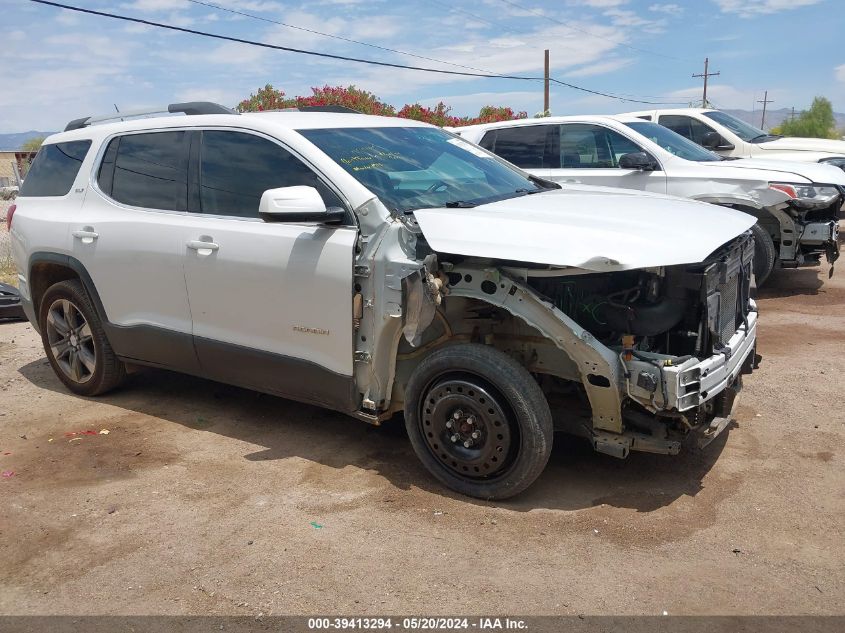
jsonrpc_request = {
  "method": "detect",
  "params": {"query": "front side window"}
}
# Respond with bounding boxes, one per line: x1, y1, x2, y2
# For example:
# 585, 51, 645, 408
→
19, 140, 91, 197
478, 125, 554, 168
198, 131, 342, 218
299, 126, 544, 213
624, 121, 721, 162
657, 115, 715, 145
99, 131, 190, 211
558, 124, 644, 168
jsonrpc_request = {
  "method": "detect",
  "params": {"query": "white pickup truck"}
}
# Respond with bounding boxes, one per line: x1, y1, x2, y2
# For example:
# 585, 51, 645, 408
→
622, 108, 845, 171
455, 115, 844, 283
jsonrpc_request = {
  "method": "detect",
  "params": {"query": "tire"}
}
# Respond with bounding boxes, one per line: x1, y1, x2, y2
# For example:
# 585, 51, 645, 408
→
404, 343, 553, 500
38, 279, 126, 396
751, 222, 777, 286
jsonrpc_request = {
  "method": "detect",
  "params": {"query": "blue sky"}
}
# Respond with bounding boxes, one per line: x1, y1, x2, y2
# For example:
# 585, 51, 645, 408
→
3, 0, 844, 132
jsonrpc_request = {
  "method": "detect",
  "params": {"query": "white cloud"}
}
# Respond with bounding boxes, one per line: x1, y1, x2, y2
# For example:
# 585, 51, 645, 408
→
836, 64, 845, 83
648, 3, 684, 16
572, 0, 629, 7
712, 0, 824, 18
662, 83, 756, 109
120, 0, 190, 11
565, 58, 634, 78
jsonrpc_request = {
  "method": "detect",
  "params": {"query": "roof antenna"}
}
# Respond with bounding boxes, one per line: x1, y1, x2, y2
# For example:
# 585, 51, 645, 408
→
114, 104, 124, 121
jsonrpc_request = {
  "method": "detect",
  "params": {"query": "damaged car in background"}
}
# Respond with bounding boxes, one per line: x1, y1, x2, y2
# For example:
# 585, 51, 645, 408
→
11, 106, 759, 499
454, 115, 844, 284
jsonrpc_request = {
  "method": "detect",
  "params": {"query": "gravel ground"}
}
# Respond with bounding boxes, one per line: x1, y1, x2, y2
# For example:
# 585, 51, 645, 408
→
0, 261, 843, 616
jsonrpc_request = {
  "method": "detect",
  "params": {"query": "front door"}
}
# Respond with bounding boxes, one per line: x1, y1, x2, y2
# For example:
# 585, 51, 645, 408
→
181, 129, 358, 411
548, 123, 668, 194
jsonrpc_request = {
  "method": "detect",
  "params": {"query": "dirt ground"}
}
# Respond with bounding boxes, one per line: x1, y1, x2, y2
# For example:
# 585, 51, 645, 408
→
0, 264, 843, 617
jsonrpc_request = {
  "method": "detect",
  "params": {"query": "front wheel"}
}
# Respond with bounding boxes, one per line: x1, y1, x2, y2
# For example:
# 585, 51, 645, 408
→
404, 343, 553, 500
751, 222, 777, 286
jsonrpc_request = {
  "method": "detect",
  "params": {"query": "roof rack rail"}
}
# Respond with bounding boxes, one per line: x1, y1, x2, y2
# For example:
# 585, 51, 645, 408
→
64, 101, 238, 132
296, 106, 363, 114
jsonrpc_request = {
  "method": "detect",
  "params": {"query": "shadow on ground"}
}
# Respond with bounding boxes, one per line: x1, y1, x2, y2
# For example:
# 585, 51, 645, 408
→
19, 358, 728, 514
756, 267, 825, 299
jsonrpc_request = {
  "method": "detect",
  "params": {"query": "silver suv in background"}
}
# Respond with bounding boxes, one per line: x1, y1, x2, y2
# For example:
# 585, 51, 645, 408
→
455, 115, 844, 283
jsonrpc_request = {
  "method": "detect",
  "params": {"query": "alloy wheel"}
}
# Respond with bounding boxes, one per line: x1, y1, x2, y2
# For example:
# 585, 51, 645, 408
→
45, 298, 96, 384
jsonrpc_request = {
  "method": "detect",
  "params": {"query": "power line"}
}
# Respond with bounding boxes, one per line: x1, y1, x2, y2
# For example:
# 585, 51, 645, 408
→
185, 0, 495, 75
494, 0, 691, 62
28, 0, 687, 105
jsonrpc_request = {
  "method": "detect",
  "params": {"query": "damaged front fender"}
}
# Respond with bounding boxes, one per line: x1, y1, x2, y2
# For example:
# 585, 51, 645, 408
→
443, 264, 625, 433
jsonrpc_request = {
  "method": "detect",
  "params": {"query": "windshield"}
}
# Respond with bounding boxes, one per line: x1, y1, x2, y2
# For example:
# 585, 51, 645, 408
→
624, 121, 721, 162
702, 111, 773, 142
298, 126, 543, 212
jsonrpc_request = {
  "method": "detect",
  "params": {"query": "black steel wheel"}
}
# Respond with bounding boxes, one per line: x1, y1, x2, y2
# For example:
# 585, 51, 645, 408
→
751, 222, 777, 286
405, 343, 553, 499
420, 378, 518, 480
38, 279, 125, 396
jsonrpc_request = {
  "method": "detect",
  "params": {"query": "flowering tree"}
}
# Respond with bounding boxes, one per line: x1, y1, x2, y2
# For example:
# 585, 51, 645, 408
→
237, 85, 527, 127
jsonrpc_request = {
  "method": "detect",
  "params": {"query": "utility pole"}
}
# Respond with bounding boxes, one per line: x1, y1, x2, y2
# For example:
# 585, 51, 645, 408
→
790, 106, 796, 121
757, 91, 774, 129
692, 57, 719, 107
543, 49, 550, 115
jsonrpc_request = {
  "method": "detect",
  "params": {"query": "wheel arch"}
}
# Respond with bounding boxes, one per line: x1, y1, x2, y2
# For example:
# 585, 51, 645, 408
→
28, 253, 108, 325
389, 266, 624, 434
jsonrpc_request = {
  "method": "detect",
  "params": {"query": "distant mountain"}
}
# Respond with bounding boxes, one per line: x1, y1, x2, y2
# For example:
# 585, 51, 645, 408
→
723, 108, 845, 132
0, 131, 56, 151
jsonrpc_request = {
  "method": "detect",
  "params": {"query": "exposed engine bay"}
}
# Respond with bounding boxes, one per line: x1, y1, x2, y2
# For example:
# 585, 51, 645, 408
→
400, 231, 758, 459
524, 231, 755, 359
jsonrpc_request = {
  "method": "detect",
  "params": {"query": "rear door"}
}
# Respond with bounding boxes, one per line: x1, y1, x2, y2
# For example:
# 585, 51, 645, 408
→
477, 124, 557, 180
73, 130, 198, 370
180, 129, 358, 411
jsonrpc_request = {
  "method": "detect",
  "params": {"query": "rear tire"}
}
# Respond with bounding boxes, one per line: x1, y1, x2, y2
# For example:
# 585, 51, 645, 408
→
404, 343, 553, 500
38, 279, 126, 396
751, 222, 777, 286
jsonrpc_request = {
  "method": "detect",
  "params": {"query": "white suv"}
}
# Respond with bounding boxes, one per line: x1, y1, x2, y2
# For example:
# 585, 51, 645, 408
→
455, 115, 844, 283
623, 108, 845, 170
10, 102, 759, 499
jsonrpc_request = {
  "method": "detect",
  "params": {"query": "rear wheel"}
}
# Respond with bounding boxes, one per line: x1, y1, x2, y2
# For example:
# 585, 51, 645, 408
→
751, 222, 777, 286
38, 279, 126, 396
404, 343, 553, 500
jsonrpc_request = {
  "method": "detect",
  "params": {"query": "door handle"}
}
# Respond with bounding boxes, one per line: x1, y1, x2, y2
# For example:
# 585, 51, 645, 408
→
564, 179, 581, 184
187, 239, 219, 252
72, 228, 98, 244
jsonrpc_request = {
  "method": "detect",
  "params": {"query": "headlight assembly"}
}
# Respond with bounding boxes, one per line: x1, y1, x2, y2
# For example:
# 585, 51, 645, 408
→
769, 182, 841, 208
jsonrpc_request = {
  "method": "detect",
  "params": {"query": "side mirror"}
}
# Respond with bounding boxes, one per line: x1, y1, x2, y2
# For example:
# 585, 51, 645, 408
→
701, 131, 734, 151
258, 186, 344, 224
618, 151, 657, 171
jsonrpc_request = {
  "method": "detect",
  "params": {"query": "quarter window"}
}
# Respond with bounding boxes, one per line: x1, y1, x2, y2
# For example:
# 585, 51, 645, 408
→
478, 126, 554, 169
99, 131, 190, 211
198, 131, 342, 218
19, 141, 91, 197
558, 124, 644, 168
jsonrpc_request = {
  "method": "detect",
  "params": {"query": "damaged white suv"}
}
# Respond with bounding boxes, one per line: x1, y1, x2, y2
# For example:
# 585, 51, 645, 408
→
10, 103, 759, 499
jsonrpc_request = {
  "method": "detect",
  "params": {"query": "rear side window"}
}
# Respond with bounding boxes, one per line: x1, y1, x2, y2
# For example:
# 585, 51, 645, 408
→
198, 130, 342, 218
657, 115, 714, 145
19, 140, 91, 197
98, 131, 189, 211
479, 126, 555, 169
